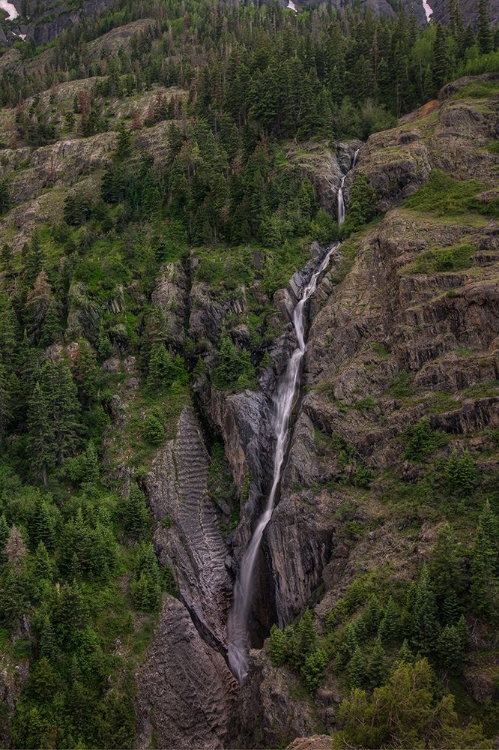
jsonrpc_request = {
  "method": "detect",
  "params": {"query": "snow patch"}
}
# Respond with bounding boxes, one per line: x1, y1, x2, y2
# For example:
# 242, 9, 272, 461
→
422, 0, 433, 22
287, 0, 297, 11
0, 0, 19, 20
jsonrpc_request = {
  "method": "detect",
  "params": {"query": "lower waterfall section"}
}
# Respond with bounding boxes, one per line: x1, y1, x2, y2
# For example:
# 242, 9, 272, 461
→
227, 244, 339, 683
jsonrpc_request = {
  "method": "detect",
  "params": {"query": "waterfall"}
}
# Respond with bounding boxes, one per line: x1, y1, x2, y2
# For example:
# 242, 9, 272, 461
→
227, 244, 339, 683
0, 0, 19, 20
337, 148, 360, 228
337, 177, 346, 228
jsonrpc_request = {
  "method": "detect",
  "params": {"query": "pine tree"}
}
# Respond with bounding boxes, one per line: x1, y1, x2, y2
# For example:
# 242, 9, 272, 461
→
0, 513, 9, 552
42, 359, 81, 465
442, 591, 461, 625
412, 565, 440, 656
40, 300, 61, 347
124, 487, 150, 540
268, 624, 287, 667
432, 24, 450, 93
348, 645, 368, 689
343, 622, 359, 657
148, 344, 177, 390
24, 233, 44, 288
362, 596, 383, 635
0, 179, 9, 216
396, 638, 415, 665
369, 638, 389, 688
33, 541, 52, 581
301, 648, 328, 692
437, 625, 464, 675
31, 499, 55, 550
82, 441, 100, 486
26, 381, 55, 484
0, 362, 11, 438
470, 506, 499, 622
25, 270, 53, 343
429, 523, 463, 601
39, 615, 57, 659
132, 571, 161, 613
478, 0, 493, 54
27, 657, 58, 702
446, 449, 476, 495
379, 596, 400, 644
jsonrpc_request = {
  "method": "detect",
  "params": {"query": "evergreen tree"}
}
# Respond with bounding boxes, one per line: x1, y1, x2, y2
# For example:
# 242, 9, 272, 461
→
124, 487, 150, 540
437, 624, 465, 675
478, 0, 493, 54
26, 382, 55, 484
470, 503, 499, 622
33, 541, 52, 581
42, 359, 81, 465
368, 638, 389, 688
31, 499, 55, 550
0, 362, 11, 438
268, 624, 287, 667
429, 523, 463, 601
432, 24, 450, 93
348, 645, 369, 689
301, 648, 328, 692
39, 615, 57, 659
378, 596, 400, 644
396, 638, 415, 665
446, 449, 476, 495
132, 571, 161, 613
412, 565, 440, 656
0, 179, 9, 216
0, 513, 9, 552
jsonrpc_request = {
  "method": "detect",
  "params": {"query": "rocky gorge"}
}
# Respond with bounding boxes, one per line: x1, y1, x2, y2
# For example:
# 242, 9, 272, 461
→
1, 0, 499, 740
129, 74, 499, 747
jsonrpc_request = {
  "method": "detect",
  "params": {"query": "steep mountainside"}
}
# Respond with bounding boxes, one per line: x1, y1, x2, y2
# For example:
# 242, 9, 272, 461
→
1, 0, 499, 747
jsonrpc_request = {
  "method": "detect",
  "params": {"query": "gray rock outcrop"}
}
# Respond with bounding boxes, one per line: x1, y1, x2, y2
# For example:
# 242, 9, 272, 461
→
136, 596, 236, 750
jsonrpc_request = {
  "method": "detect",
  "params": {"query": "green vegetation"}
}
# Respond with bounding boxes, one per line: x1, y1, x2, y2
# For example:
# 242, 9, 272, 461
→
401, 243, 474, 274
403, 170, 484, 215
0, 0, 498, 746
269, 505, 499, 746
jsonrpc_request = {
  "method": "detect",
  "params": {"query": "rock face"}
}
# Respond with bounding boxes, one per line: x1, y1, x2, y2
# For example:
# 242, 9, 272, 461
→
136, 596, 236, 750
262, 75, 499, 633
151, 261, 188, 348
138, 76, 499, 749
230, 649, 320, 749
147, 407, 232, 648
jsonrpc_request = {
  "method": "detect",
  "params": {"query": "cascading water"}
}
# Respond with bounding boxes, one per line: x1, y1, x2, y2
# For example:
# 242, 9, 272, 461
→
337, 148, 360, 228
227, 243, 339, 683
337, 176, 346, 228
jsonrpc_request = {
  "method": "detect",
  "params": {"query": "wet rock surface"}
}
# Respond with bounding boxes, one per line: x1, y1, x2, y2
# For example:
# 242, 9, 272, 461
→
136, 596, 236, 750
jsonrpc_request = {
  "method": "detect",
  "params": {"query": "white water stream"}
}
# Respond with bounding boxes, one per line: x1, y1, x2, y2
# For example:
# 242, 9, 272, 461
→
227, 243, 339, 683
337, 148, 360, 228
0, 0, 18, 20
422, 0, 433, 22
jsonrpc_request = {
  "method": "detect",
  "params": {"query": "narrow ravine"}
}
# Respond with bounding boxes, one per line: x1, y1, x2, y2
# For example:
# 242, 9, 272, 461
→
227, 243, 340, 682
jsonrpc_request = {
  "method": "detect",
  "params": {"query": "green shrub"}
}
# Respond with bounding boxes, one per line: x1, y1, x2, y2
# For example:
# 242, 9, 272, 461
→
144, 414, 165, 445
403, 170, 483, 215
446, 449, 476, 495
405, 244, 474, 274
403, 418, 448, 461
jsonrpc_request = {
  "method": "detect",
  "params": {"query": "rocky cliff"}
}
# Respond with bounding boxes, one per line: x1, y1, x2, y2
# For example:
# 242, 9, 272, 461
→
131, 74, 499, 749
